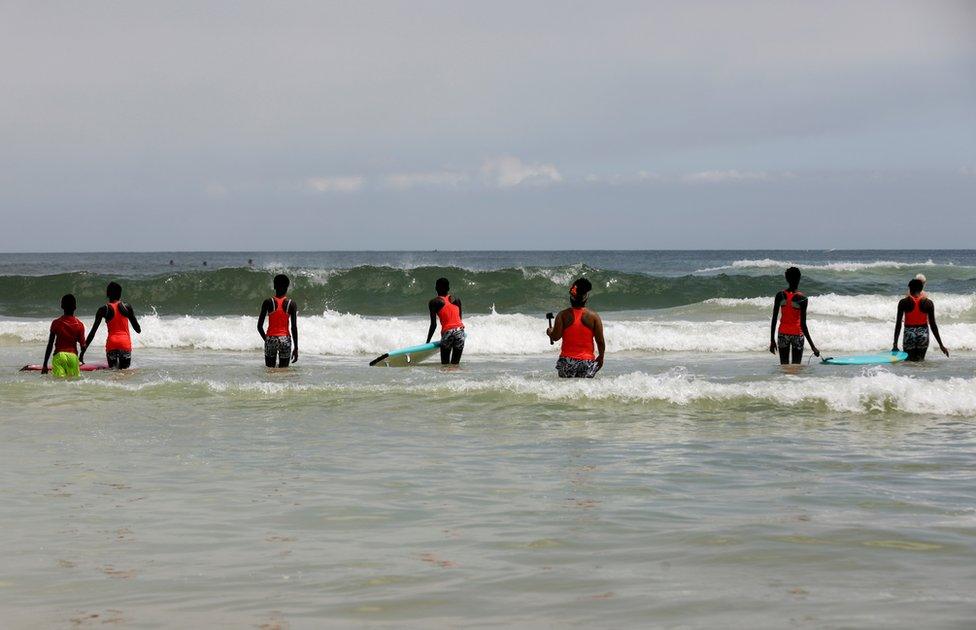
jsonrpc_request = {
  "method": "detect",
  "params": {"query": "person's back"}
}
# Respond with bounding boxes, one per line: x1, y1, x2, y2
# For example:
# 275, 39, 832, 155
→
769, 267, 819, 364
546, 278, 605, 378
426, 277, 465, 365
80, 282, 141, 369
42, 294, 86, 377
258, 274, 299, 367
894, 278, 948, 361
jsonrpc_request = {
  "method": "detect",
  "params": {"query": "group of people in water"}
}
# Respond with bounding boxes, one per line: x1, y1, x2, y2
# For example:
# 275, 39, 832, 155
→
37, 266, 948, 378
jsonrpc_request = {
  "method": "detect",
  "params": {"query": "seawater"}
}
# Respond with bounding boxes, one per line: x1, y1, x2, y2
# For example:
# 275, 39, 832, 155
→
1, 251, 974, 628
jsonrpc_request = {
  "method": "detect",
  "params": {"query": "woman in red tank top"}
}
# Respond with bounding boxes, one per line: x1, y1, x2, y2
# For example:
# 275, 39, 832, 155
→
769, 267, 819, 365
893, 277, 948, 361
80, 281, 142, 370
546, 278, 606, 378
258, 274, 299, 368
427, 277, 466, 365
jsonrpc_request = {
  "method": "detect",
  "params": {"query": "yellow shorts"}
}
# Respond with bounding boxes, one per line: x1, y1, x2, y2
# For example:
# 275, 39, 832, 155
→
51, 352, 80, 377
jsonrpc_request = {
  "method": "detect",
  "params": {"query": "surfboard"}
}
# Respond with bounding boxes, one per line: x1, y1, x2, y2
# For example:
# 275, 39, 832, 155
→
369, 342, 441, 367
20, 363, 111, 372
821, 351, 909, 366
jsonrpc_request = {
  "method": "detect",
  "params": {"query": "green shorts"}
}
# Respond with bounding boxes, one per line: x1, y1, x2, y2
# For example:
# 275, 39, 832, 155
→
51, 352, 80, 377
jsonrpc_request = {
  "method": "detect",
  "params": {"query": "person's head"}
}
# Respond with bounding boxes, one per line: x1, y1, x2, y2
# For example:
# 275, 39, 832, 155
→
915, 273, 927, 285
435, 277, 450, 297
273, 274, 290, 296
908, 278, 924, 296
106, 282, 122, 301
785, 267, 801, 288
569, 277, 592, 308
60, 294, 76, 315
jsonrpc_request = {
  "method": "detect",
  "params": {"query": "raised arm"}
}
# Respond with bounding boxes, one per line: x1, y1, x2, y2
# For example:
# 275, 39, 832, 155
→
547, 309, 568, 342
927, 301, 949, 357
769, 292, 782, 354
799, 298, 819, 357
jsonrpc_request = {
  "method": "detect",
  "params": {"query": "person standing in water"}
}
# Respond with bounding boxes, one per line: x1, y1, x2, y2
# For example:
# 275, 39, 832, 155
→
258, 274, 299, 367
426, 277, 465, 365
769, 267, 819, 364
546, 278, 606, 378
893, 278, 948, 361
41, 294, 86, 377
81, 282, 142, 369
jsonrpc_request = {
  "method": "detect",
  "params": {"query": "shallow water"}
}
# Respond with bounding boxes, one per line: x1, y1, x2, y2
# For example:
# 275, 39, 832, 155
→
2, 251, 975, 627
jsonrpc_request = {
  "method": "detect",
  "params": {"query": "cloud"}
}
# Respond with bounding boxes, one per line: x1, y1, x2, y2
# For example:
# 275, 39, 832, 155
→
383, 171, 469, 189
305, 176, 365, 192
204, 182, 228, 198
961, 166, 976, 177
681, 170, 771, 184
480, 156, 563, 188
584, 171, 663, 185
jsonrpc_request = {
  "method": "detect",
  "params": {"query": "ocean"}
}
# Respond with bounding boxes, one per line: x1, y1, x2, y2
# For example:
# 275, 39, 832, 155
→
2, 250, 974, 628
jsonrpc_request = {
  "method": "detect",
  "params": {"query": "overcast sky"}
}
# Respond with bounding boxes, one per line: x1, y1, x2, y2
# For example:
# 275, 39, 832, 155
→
1, 1, 974, 251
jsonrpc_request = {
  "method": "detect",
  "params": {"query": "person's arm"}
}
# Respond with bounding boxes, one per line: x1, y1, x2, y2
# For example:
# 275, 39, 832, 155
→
455, 297, 462, 322
892, 300, 905, 351
426, 299, 440, 344
124, 303, 141, 334
289, 300, 299, 362
41, 330, 55, 374
547, 309, 568, 342
257, 299, 270, 341
769, 292, 782, 354
799, 297, 819, 357
926, 301, 949, 357
80, 307, 106, 362
592, 312, 606, 370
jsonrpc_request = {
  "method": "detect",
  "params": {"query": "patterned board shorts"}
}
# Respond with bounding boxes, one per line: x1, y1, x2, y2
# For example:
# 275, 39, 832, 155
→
106, 349, 132, 368
556, 357, 599, 378
777, 333, 804, 352
441, 328, 466, 351
264, 335, 292, 363
51, 351, 80, 377
903, 325, 929, 351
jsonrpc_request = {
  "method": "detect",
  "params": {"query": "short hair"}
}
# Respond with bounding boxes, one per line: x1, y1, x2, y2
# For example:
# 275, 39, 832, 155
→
273, 274, 290, 294
435, 277, 450, 296
908, 278, 924, 294
785, 267, 801, 284
106, 282, 122, 300
61, 294, 76, 313
570, 277, 592, 307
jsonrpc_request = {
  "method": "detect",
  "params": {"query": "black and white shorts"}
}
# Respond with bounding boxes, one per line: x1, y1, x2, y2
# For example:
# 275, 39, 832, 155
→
441, 328, 466, 351
106, 349, 131, 368
264, 335, 292, 363
556, 357, 599, 378
777, 333, 804, 352
903, 326, 929, 351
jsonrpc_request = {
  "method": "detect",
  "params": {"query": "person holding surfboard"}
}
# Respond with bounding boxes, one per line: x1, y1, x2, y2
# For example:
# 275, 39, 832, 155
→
80, 282, 142, 369
893, 277, 948, 362
258, 274, 299, 368
546, 278, 606, 378
769, 267, 820, 364
426, 277, 465, 365
40, 294, 86, 377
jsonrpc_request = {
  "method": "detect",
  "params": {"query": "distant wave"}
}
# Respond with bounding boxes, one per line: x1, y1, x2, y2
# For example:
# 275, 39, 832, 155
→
30, 370, 976, 416
696, 258, 947, 273
702, 293, 976, 321
4, 311, 975, 354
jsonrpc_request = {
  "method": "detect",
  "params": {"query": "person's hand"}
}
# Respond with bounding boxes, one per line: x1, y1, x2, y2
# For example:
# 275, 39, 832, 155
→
546, 326, 553, 337
292, 347, 299, 363
769, 341, 777, 354
78, 351, 85, 364
940, 345, 949, 358
41, 366, 48, 375
891, 345, 899, 353
596, 355, 605, 370
812, 347, 820, 358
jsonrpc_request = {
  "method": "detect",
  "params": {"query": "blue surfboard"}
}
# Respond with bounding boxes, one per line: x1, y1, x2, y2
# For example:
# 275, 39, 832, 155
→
821, 351, 909, 366
369, 341, 441, 367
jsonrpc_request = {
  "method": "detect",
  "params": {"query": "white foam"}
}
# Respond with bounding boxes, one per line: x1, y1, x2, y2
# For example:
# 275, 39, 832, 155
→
705, 293, 976, 321
697, 258, 945, 273
4, 311, 975, 355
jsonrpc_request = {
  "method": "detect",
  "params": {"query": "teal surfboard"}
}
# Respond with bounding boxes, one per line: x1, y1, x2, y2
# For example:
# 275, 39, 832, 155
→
369, 341, 441, 367
821, 351, 909, 366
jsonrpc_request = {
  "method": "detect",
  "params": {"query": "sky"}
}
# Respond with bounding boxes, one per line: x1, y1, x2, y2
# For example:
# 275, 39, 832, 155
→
1, 0, 974, 251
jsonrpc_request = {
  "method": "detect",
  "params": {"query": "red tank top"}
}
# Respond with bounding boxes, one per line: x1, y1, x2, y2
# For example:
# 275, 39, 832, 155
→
560, 308, 595, 360
779, 290, 803, 336
437, 295, 464, 332
904, 296, 928, 327
266, 296, 291, 337
105, 302, 132, 351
